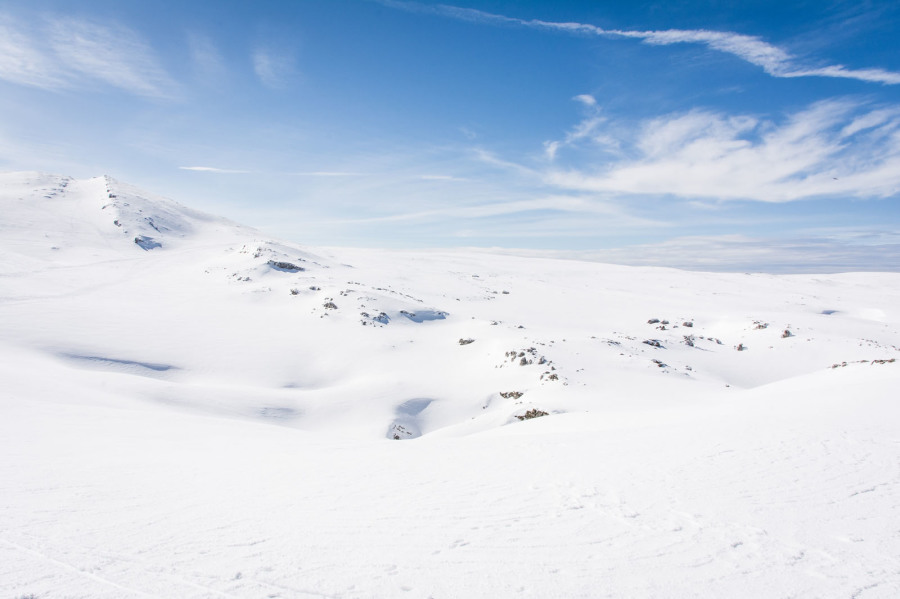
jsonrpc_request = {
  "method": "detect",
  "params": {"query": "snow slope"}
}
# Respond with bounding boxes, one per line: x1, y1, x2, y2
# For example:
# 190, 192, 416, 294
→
1, 172, 899, 598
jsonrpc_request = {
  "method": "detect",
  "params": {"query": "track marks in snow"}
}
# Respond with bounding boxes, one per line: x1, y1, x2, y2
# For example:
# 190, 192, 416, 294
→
1, 537, 165, 598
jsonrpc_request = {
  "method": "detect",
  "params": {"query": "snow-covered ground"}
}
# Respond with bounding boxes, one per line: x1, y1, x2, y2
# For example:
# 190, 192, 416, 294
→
1, 171, 898, 598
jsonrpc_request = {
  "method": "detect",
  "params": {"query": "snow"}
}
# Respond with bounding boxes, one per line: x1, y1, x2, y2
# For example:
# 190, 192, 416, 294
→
1, 171, 899, 598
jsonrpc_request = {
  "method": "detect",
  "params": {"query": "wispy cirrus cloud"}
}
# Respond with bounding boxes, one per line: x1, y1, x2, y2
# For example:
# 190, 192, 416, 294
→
49, 18, 178, 98
378, 1, 900, 85
252, 48, 296, 89
187, 33, 226, 83
545, 100, 900, 202
544, 94, 618, 161
0, 15, 69, 90
0, 12, 177, 98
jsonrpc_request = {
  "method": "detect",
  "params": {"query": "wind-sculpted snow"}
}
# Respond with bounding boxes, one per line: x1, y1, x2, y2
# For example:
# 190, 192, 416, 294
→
1, 173, 899, 598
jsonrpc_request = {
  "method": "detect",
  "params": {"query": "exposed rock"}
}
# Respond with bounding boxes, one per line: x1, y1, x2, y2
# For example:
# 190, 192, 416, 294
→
267, 260, 304, 272
458, 338, 475, 345
643, 339, 664, 348
323, 301, 338, 310
133, 235, 161, 250
515, 409, 548, 421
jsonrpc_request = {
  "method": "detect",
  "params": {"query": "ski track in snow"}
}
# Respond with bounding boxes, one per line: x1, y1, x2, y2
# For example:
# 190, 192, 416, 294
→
1, 172, 899, 598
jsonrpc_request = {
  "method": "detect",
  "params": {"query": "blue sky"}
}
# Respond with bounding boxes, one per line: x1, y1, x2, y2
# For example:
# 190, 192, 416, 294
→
1, 0, 899, 271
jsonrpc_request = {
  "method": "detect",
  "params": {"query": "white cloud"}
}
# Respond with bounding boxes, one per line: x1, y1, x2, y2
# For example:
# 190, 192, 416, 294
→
622, 29, 900, 85
179, 166, 249, 173
473, 148, 537, 176
291, 171, 365, 177
253, 49, 296, 89
545, 100, 900, 202
419, 174, 466, 181
382, 1, 900, 85
0, 12, 177, 98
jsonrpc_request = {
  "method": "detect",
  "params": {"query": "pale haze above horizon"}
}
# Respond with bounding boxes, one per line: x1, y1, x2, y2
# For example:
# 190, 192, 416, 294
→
1, 0, 899, 272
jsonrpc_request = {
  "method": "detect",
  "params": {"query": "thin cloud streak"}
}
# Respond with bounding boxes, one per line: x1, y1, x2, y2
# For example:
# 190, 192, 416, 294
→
419, 174, 467, 181
290, 171, 366, 177
179, 166, 250, 173
379, 1, 900, 85
316, 195, 665, 229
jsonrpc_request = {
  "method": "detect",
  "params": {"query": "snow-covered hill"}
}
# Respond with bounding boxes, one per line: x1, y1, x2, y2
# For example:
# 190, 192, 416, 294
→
2, 172, 898, 598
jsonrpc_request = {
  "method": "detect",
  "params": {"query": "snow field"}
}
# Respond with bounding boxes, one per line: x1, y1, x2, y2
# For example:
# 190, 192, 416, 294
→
1, 172, 898, 597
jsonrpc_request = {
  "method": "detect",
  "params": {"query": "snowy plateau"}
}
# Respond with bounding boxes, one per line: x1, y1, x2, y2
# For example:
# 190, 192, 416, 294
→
1, 171, 899, 599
